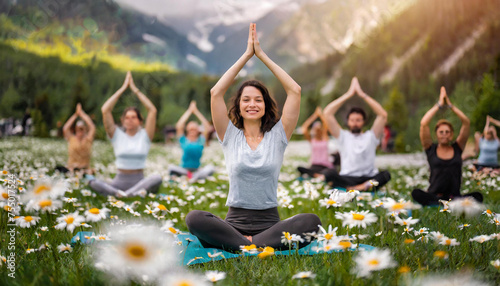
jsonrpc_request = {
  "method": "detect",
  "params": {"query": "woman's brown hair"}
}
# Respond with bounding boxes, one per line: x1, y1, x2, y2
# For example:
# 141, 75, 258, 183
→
228, 80, 279, 133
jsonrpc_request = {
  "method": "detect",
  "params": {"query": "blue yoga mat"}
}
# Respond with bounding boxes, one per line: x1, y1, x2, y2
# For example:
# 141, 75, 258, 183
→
71, 232, 375, 266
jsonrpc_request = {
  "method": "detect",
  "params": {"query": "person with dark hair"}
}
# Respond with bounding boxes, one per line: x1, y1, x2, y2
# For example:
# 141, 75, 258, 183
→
167, 100, 215, 183
56, 103, 95, 174
297, 107, 333, 178
185, 23, 321, 251
412, 87, 483, 206
318, 77, 391, 191
473, 115, 500, 173
88, 71, 162, 197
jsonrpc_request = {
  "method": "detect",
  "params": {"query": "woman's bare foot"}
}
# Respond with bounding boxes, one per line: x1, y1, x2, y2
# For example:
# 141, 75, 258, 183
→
244, 235, 253, 242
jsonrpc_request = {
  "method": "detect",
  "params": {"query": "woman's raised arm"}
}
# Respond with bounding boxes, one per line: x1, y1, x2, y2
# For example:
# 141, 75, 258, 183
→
102, 72, 130, 138
210, 24, 255, 142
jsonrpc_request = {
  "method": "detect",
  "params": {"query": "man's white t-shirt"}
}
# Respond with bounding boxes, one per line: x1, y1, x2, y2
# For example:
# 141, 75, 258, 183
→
337, 129, 380, 176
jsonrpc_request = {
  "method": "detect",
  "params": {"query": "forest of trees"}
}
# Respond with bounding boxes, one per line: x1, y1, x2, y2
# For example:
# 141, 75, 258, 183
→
0, 0, 499, 151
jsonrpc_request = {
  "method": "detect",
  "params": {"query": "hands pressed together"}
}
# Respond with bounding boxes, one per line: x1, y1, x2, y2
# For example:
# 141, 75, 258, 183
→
245, 23, 265, 59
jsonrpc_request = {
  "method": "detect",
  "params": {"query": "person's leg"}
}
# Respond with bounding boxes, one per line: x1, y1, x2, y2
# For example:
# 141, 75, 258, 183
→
185, 210, 251, 251
372, 170, 391, 188
167, 165, 188, 177
189, 165, 215, 183
125, 174, 163, 196
88, 179, 121, 196
320, 168, 361, 187
411, 188, 440, 206
252, 213, 321, 250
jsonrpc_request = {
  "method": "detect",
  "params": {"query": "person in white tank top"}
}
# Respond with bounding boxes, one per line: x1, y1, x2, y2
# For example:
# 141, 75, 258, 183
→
320, 77, 391, 191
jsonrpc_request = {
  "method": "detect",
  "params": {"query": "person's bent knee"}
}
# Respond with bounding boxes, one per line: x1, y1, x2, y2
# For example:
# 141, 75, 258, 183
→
185, 210, 211, 230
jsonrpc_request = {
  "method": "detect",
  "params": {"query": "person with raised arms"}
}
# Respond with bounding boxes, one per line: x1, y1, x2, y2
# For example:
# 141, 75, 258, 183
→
167, 100, 215, 183
57, 103, 95, 175
185, 23, 321, 251
88, 71, 162, 197
473, 115, 500, 173
412, 87, 483, 206
319, 77, 391, 191
297, 107, 334, 179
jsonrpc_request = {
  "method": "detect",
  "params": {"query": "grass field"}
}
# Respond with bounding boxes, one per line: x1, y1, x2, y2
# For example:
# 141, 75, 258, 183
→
0, 137, 499, 285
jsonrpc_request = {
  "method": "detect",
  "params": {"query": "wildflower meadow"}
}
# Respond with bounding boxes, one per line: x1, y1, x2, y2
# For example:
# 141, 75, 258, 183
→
1, 137, 499, 285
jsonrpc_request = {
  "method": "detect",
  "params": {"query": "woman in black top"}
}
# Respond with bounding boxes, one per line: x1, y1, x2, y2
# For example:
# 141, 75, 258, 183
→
412, 87, 483, 206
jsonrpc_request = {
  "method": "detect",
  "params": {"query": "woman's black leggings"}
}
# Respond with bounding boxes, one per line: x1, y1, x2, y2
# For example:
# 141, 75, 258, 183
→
185, 207, 321, 251
411, 188, 484, 206
320, 169, 391, 189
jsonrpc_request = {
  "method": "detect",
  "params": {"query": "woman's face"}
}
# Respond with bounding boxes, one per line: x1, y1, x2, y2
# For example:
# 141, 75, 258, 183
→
239, 86, 265, 121
122, 110, 141, 131
485, 127, 495, 140
436, 124, 453, 145
186, 121, 200, 138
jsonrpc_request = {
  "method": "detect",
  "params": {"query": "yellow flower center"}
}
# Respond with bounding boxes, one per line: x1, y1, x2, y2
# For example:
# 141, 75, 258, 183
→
125, 243, 148, 261
65, 216, 75, 224
434, 250, 447, 258
4, 205, 12, 211
324, 233, 333, 240
284, 232, 292, 240
461, 200, 472, 206
39, 200, 52, 208
88, 208, 100, 214
34, 184, 51, 194
24, 216, 33, 222
168, 227, 178, 234
352, 213, 365, 220
368, 259, 379, 266
392, 203, 404, 210
175, 281, 193, 286
157, 204, 167, 211
98, 236, 106, 240
404, 239, 414, 244
243, 244, 256, 251
339, 241, 351, 248
327, 199, 336, 205
445, 239, 451, 245
2, 170, 8, 174
2, 192, 8, 199
486, 209, 492, 214
398, 266, 410, 273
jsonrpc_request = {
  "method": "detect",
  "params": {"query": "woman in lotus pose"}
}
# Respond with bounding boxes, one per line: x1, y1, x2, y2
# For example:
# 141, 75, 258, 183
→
185, 23, 321, 251
412, 87, 483, 206
473, 115, 500, 173
89, 72, 162, 197
297, 107, 333, 178
167, 100, 215, 183
57, 103, 95, 174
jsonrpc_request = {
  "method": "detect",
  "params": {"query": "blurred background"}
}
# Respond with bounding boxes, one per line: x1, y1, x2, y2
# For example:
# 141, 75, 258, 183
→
0, 0, 499, 151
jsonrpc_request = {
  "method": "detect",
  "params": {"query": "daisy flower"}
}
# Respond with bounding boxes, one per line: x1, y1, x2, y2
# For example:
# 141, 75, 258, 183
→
205, 270, 226, 283
84, 207, 110, 222
458, 224, 471, 230
94, 223, 179, 283
335, 210, 378, 229
257, 246, 275, 259
394, 216, 419, 226
16, 216, 40, 228
57, 243, 73, 253
54, 211, 85, 232
281, 232, 304, 246
23, 179, 68, 203
317, 225, 338, 242
439, 237, 460, 246
469, 235, 491, 243
292, 271, 316, 279
161, 272, 209, 286
383, 198, 419, 215
240, 244, 258, 254
491, 259, 500, 270
448, 197, 485, 217
414, 227, 429, 236
25, 199, 63, 213
433, 250, 449, 259
353, 248, 396, 277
